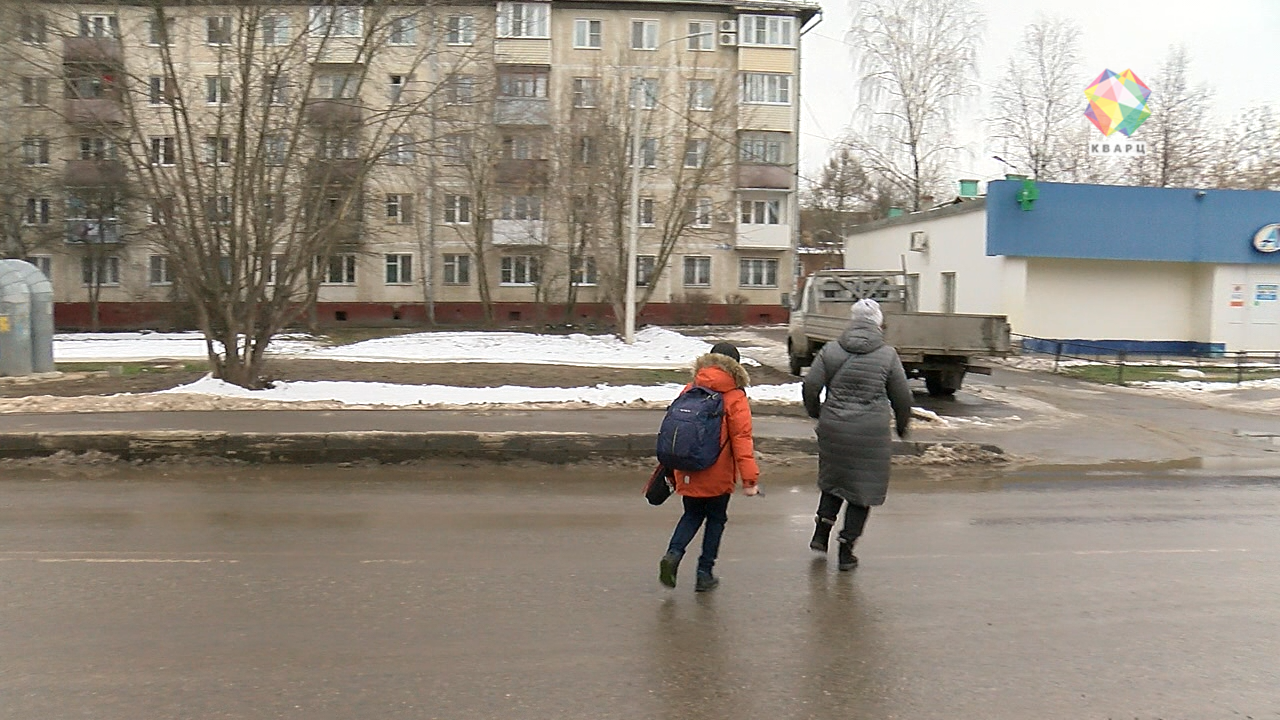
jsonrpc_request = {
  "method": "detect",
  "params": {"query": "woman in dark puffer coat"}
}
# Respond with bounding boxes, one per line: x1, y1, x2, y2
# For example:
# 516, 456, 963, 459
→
801, 298, 913, 570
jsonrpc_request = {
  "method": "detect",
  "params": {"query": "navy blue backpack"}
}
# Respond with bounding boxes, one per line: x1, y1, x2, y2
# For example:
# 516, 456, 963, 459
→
655, 386, 729, 471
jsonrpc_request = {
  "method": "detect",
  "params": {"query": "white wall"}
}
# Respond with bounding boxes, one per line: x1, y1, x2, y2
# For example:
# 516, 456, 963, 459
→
842, 208, 1009, 315
1022, 259, 1199, 341
1211, 265, 1280, 351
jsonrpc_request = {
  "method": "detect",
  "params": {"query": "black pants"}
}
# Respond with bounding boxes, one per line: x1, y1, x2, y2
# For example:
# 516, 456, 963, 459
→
816, 491, 871, 544
666, 494, 731, 575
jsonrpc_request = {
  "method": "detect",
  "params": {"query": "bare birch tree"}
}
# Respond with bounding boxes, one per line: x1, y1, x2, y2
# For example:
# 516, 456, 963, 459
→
1125, 46, 1213, 188
988, 16, 1081, 180
845, 0, 983, 211
1206, 104, 1280, 191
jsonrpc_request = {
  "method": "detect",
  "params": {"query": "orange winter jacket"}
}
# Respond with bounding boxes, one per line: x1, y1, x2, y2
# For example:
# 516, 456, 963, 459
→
670, 353, 760, 498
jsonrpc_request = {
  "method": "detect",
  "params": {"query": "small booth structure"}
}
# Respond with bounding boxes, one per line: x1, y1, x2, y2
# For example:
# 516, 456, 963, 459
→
0, 259, 55, 377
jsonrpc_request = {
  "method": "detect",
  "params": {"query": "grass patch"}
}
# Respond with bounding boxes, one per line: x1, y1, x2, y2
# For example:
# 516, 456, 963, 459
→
1061, 364, 1280, 384
56, 361, 208, 376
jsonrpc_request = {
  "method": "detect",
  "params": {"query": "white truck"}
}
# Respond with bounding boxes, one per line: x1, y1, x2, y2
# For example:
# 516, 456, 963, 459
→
787, 270, 1012, 396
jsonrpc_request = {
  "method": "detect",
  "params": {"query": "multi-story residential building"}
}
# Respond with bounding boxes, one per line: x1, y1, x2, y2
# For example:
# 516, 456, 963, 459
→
0, 0, 818, 330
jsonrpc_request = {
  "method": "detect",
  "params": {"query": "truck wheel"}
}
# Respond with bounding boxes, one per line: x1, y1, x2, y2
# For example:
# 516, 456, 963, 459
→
789, 351, 804, 376
925, 373, 961, 396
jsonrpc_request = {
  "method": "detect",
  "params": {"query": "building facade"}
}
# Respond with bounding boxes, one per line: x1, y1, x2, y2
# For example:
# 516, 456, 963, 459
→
1, 0, 817, 329
843, 180, 1280, 353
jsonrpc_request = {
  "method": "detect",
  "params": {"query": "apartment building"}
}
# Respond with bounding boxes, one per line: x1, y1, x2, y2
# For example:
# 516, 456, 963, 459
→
1, 0, 819, 329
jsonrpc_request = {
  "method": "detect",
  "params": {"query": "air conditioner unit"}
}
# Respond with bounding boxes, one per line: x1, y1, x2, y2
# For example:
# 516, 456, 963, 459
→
718, 32, 737, 47
719, 19, 738, 33
909, 230, 929, 252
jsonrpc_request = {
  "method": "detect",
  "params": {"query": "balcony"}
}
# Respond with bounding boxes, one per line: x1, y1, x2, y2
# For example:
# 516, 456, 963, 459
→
736, 224, 792, 250
495, 159, 549, 186
305, 99, 363, 126
65, 98, 125, 125
318, 219, 362, 244
494, 98, 550, 126
64, 159, 126, 187
737, 164, 794, 190
66, 219, 122, 244
307, 158, 363, 186
63, 37, 123, 65
492, 219, 546, 246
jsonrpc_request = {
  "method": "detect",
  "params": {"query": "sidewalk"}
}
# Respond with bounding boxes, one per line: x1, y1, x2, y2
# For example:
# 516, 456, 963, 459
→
0, 408, 997, 463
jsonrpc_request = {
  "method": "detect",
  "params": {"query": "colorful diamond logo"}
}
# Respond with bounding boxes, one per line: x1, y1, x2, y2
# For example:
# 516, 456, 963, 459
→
1084, 69, 1152, 138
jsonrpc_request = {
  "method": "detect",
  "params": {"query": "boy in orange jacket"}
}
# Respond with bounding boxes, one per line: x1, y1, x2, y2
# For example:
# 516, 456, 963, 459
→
659, 342, 760, 592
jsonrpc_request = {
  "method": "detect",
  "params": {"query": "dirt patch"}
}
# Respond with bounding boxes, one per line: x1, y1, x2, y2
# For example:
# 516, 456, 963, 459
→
0, 358, 797, 399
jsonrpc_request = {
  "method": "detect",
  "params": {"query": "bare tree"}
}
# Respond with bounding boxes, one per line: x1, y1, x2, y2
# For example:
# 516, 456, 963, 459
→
1125, 46, 1213, 188
1206, 104, 1280, 191
25, 1, 465, 385
845, 0, 983, 211
988, 16, 1081, 180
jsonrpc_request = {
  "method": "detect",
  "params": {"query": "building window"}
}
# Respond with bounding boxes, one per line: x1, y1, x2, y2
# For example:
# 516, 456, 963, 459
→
82, 256, 121, 286
79, 14, 119, 38
500, 196, 542, 221
499, 69, 548, 98
500, 255, 539, 285
319, 134, 359, 159
497, 3, 549, 38
320, 254, 357, 284
206, 16, 232, 45
24, 198, 51, 226
149, 76, 176, 105
638, 198, 656, 226
261, 15, 290, 45
630, 78, 658, 109
389, 15, 416, 44
22, 138, 50, 166
628, 138, 658, 168
148, 137, 175, 166
446, 14, 475, 44
571, 77, 598, 108
573, 19, 602, 48
630, 20, 659, 49
739, 132, 786, 163
687, 21, 715, 50
21, 77, 49, 106
389, 74, 407, 103
740, 258, 778, 287
636, 255, 656, 286
688, 79, 714, 111
741, 73, 791, 105
203, 136, 231, 165
265, 74, 289, 105
147, 15, 175, 45
741, 198, 783, 225
206, 76, 231, 104
148, 199, 175, 225
443, 254, 470, 284
20, 13, 48, 44
385, 254, 413, 284
309, 6, 363, 37
686, 197, 712, 228
571, 256, 598, 285
385, 194, 414, 224
502, 134, 543, 160
149, 255, 174, 285
206, 195, 233, 224
444, 194, 472, 224
67, 196, 121, 244
264, 135, 287, 166
445, 74, 475, 104
684, 256, 711, 286
25, 256, 52, 278
316, 72, 358, 99
684, 139, 709, 168
79, 136, 117, 161
575, 136, 596, 165
442, 134, 471, 164
740, 15, 794, 47
386, 134, 415, 164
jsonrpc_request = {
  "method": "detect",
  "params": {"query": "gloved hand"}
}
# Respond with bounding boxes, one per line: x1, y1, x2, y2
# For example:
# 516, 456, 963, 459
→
896, 424, 909, 439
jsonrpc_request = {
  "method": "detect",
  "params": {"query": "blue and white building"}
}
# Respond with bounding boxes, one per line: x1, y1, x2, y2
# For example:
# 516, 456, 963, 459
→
842, 180, 1280, 353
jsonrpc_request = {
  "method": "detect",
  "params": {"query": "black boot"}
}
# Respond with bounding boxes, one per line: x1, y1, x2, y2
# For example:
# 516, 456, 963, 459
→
695, 571, 720, 592
659, 553, 680, 588
810, 517, 834, 552
837, 541, 858, 571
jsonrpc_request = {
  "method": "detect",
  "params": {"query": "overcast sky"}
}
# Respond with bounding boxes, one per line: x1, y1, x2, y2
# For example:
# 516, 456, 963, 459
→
797, 0, 1280, 190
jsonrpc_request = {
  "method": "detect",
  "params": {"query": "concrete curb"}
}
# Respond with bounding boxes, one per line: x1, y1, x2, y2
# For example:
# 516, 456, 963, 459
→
0, 431, 1002, 464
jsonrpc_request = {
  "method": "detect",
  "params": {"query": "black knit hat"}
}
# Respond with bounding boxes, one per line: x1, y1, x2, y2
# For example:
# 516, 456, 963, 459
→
709, 342, 740, 363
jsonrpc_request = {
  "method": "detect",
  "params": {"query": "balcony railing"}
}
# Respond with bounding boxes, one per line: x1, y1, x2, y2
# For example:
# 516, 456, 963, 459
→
736, 223, 792, 250
306, 158, 363, 185
316, 219, 362, 244
305, 99, 363, 125
492, 219, 546, 246
64, 159, 127, 187
737, 164, 794, 190
65, 98, 125, 125
63, 37, 123, 64
495, 159, 550, 186
494, 97, 550, 126
66, 219, 121, 244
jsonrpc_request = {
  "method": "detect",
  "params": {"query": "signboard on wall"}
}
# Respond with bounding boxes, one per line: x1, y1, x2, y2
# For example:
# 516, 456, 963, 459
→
1231, 285, 1245, 307
1256, 284, 1278, 302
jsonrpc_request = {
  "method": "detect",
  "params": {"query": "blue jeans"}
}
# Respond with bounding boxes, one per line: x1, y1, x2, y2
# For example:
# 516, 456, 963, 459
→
666, 493, 731, 575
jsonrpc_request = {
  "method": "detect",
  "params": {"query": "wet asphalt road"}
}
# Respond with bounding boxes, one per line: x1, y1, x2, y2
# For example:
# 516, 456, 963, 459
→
2, 462, 1279, 720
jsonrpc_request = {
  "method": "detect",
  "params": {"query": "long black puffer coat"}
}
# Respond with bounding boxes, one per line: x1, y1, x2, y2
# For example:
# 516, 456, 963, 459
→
801, 319, 913, 506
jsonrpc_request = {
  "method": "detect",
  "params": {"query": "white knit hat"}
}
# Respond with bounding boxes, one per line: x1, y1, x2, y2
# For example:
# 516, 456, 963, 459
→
850, 298, 884, 326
